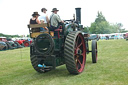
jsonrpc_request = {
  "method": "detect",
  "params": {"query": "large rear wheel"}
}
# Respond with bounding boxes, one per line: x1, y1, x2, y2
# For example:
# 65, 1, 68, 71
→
64, 31, 86, 74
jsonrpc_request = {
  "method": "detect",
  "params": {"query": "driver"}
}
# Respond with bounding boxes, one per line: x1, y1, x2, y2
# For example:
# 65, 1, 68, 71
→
50, 8, 64, 31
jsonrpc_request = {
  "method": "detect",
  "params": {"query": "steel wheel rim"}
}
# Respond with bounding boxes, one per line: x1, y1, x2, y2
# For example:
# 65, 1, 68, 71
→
96, 42, 97, 61
74, 34, 86, 72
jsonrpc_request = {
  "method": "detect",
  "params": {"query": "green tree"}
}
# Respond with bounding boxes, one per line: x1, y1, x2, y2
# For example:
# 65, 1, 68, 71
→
83, 26, 89, 33
0, 33, 20, 38
89, 22, 97, 34
89, 11, 110, 34
109, 23, 126, 33
27, 35, 30, 37
95, 11, 106, 23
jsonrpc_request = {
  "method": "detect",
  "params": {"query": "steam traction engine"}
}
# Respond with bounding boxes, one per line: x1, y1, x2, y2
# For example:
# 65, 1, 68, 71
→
28, 8, 98, 74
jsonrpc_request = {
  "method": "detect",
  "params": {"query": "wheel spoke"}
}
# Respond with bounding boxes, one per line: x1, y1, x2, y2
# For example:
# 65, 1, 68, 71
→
75, 55, 79, 61
75, 40, 82, 55
74, 47, 77, 55
80, 53, 84, 56
77, 42, 82, 48
77, 59, 82, 67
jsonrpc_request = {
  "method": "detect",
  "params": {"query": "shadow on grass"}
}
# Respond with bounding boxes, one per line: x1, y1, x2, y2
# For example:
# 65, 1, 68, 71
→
33, 66, 75, 77
30, 60, 95, 79
86, 60, 93, 64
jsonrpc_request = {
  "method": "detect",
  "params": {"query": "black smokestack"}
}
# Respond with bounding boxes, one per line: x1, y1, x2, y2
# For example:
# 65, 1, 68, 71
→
75, 8, 81, 24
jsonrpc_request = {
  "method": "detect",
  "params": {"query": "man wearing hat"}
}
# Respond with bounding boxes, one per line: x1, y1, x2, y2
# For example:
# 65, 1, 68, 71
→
50, 8, 64, 31
38, 8, 49, 31
38, 8, 49, 23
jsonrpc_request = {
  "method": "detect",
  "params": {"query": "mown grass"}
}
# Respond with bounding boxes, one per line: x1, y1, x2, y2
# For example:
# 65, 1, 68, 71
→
0, 39, 128, 85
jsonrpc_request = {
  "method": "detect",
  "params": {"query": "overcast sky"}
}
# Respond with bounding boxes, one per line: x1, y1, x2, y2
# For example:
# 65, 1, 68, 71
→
0, 0, 128, 35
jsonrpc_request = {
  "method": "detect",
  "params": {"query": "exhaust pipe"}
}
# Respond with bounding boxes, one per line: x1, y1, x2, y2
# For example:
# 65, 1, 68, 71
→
75, 8, 81, 24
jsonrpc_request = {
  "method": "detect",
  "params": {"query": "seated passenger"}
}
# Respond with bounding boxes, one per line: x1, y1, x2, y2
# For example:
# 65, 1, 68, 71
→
40, 19, 49, 31
39, 8, 49, 31
29, 12, 41, 32
39, 8, 49, 24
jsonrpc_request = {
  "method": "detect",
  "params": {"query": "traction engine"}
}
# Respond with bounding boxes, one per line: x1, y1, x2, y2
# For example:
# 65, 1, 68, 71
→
28, 8, 98, 74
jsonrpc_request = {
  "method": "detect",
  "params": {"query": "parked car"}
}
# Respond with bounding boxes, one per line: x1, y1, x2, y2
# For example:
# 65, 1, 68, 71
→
88, 34, 100, 41
125, 33, 128, 41
0, 41, 8, 50
7, 38, 23, 48
15, 39, 32, 47
0, 37, 23, 50
109, 35, 115, 39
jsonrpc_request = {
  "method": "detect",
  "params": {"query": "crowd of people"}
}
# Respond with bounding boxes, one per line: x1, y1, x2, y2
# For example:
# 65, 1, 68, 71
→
29, 8, 64, 33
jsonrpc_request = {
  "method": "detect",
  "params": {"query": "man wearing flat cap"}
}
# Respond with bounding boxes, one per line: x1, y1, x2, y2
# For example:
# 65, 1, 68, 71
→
50, 8, 64, 31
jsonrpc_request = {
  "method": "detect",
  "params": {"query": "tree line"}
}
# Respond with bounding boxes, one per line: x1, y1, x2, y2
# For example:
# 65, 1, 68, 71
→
0, 33, 30, 38
83, 11, 128, 34
0, 33, 20, 38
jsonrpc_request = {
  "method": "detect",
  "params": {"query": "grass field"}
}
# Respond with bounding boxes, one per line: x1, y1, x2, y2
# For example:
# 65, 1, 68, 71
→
0, 39, 128, 85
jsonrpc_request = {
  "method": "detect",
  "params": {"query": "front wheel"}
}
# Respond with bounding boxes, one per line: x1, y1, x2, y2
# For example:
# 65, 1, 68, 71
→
92, 40, 98, 63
